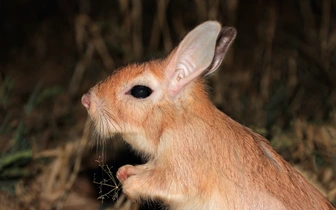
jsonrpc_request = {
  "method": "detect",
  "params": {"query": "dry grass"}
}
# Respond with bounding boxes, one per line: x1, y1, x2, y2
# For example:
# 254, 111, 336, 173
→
0, 0, 335, 209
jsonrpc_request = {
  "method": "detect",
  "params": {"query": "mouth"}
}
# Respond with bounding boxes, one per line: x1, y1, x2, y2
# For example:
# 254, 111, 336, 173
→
81, 92, 117, 139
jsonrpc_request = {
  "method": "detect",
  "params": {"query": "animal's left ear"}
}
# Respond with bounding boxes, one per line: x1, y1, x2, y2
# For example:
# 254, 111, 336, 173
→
164, 21, 236, 97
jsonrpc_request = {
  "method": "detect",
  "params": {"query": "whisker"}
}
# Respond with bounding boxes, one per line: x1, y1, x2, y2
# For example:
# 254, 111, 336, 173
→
86, 108, 124, 164
103, 108, 121, 131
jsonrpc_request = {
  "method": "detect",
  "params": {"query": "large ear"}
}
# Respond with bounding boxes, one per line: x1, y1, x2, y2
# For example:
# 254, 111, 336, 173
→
165, 21, 236, 97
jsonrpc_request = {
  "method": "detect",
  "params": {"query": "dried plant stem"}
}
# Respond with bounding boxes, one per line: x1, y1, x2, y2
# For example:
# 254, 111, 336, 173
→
93, 158, 121, 202
131, 0, 143, 60
69, 15, 115, 96
208, 0, 218, 20
69, 41, 94, 96
55, 118, 91, 210
299, 0, 317, 43
212, 0, 238, 106
194, 0, 207, 21
224, 0, 238, 65
149, 0, 172, 52
320, 0, 331, 70
260, 1, 277, 99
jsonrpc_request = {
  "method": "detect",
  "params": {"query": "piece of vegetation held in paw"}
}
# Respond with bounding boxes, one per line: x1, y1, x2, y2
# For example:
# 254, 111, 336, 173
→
82, 21, 335, 209
93, 157, 121, 203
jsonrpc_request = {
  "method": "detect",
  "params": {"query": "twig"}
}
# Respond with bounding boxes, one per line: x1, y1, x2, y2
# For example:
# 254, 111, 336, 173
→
131, 0, 143, 60
194, 0, 207, 21
320, 0, 331, 70
260, 1, 278, 99
55, 118, 90, 210
68, 41, 94, 96
69, 14, 115, 96
93, 158, 121, 202
149, 0, 172, 53
208, 0, 219, 20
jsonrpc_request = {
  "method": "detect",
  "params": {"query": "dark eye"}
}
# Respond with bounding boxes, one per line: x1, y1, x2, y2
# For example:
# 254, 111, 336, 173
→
129, 85, 153, 98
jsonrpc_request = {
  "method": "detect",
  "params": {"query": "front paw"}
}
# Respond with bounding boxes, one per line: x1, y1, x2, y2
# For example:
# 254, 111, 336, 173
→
117, 165, 147, 201
116, 164, 137, 183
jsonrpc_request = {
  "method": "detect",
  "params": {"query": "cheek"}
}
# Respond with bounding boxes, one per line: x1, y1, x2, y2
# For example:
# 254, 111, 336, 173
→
116, 100, 152, 129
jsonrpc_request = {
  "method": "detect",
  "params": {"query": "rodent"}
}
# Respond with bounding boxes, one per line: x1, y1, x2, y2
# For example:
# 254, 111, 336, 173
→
81, 21, 335, 210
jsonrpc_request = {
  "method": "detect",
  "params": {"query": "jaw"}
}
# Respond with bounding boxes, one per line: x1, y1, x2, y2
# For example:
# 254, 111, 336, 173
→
88, 118, 117, 140
87, 110, 157, 159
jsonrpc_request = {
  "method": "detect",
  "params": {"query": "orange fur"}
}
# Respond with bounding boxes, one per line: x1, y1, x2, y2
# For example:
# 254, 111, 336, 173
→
82, 21, 335, 209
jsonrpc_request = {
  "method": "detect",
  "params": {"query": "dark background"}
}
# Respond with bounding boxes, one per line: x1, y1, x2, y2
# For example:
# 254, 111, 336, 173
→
0, 0, 335, 209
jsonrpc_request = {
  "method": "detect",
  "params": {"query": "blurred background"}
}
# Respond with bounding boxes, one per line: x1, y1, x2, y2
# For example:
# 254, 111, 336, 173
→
0, 0, 335, 209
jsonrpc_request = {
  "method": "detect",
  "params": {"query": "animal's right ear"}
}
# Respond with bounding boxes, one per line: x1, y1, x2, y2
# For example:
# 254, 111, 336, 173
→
164, 21, 236, 98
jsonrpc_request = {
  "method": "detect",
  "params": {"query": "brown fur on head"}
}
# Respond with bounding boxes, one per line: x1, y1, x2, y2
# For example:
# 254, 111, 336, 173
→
82, 21, 235, 159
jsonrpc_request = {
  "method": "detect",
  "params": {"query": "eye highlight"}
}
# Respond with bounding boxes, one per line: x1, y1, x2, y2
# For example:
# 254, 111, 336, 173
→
129, 85, 153, 98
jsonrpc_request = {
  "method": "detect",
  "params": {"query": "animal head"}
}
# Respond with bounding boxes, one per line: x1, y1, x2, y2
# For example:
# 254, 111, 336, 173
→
82, 21, 236, 156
